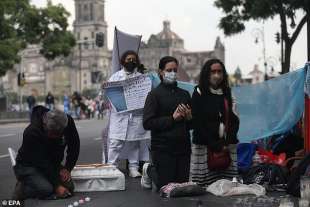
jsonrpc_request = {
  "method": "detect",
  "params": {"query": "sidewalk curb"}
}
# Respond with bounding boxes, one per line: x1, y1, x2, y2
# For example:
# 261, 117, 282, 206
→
0, 119, 29, 124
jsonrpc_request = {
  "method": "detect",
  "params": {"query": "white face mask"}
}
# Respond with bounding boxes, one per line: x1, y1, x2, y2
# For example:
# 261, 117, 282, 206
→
210, 73, 223, 89
163, 71, 177, 84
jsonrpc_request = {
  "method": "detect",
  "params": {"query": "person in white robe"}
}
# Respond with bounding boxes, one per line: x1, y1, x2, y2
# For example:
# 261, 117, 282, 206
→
107, 50, 150, 178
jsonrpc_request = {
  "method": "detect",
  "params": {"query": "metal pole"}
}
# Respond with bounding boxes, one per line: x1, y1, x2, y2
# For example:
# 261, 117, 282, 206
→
305, 0, 310, 153
44, 63, 47, 96
262, 25, 268, 80
79, 43, 82, 92
19, 86, 22, 112
281, 31, 284, 73
19, 54, 23, 112
307, 3, 310, 62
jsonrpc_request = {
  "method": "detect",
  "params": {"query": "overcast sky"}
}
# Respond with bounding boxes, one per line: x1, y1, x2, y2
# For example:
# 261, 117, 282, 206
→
32, 0, 308, 75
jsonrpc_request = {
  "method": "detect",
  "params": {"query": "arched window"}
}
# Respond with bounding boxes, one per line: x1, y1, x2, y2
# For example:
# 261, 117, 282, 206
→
83, 4, 89, 21
78, 4, 82, 21
90, 3, 94, 21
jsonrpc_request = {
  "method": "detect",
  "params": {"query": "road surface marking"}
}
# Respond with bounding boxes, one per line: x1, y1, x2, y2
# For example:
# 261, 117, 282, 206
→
0, 134, 15, 138
94, 137, 102, 140
0, 154, 9, 159
0, 123, 27, 128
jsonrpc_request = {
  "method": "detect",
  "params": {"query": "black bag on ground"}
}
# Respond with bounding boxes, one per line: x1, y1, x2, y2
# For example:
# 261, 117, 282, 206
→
243, 163, 288, 186
287, 154, 310, 197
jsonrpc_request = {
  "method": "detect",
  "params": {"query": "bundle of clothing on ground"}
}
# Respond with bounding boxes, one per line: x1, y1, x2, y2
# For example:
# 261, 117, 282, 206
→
236, 128, 309, 197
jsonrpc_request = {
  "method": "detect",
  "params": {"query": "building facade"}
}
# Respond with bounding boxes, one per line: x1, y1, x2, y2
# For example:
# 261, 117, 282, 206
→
1, 0, 224, 97
140, 20, 225, 82
1, 0, 112, 97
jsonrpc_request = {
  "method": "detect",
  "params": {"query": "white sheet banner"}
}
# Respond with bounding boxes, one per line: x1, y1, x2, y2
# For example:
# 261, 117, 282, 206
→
103, 75, 152, 112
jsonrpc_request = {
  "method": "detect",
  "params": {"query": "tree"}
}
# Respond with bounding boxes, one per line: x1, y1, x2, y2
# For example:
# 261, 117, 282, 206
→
0, 0, 76, 76
214, 0, 308, 74
234, 66, 242, 80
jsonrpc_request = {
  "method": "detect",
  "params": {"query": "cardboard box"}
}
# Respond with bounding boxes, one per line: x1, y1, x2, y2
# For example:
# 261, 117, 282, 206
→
71, 164, 125, 192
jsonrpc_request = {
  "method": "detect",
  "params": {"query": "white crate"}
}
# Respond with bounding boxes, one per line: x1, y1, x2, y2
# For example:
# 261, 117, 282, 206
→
71, 164, 125, 192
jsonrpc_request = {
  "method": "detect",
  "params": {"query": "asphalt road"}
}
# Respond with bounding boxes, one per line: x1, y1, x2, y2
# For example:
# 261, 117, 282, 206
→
0, 118, 294, 207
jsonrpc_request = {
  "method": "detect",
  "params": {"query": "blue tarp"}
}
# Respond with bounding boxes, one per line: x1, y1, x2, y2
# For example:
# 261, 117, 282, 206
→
233, 68, 305, 142
106, 68, 306, 143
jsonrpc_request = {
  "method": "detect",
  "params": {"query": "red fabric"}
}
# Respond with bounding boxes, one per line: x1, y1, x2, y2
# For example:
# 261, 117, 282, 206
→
257, 148, 286, 166
305, 97, 310, 153
207, 148, 231, 171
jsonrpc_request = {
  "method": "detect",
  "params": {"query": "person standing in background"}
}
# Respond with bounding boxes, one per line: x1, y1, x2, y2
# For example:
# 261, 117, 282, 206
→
63, 92, 70, 114
26, 91, 36, 118
71, 92, 81, 120
45, 92, 55, 110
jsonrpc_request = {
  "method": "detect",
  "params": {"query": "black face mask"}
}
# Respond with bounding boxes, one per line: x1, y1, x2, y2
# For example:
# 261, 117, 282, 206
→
124, 62, 137, 72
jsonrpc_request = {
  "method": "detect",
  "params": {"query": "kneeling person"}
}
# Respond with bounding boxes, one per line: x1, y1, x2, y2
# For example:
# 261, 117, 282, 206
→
13, 106, 80, 200
142, 56, 192, 190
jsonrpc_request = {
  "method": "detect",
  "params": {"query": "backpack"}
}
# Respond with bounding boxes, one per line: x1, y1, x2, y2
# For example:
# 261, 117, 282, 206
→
243, 163, 288, 186
237, 143, 257, 173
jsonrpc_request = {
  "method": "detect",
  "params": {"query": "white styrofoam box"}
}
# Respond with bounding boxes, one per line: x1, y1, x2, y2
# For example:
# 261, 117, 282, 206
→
71, 164, 125, 192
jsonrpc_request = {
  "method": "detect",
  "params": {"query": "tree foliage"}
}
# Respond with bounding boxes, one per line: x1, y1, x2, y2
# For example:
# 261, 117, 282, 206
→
0, 0, 75, 76
234, 66, 242, 80
215, 0, 308, 73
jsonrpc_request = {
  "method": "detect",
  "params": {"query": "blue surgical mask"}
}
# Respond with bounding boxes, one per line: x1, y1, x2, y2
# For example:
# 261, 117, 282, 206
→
163, 71, 177, 84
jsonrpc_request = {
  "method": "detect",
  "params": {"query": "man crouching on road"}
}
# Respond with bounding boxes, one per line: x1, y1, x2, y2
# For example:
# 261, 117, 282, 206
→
12, 105, 80, 200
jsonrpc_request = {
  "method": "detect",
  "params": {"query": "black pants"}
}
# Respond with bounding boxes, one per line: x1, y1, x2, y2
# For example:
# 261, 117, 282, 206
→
150, 151, 190, 190
14, 164, 74, 199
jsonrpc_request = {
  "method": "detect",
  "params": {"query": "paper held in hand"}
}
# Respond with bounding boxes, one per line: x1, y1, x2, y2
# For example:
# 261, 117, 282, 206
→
102, 74, 152, 113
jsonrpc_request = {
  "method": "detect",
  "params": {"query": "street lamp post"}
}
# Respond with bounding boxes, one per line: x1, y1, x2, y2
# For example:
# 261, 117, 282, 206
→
19, 51, 25, 112
19, 65, 23, 112
252, 25, 268, 80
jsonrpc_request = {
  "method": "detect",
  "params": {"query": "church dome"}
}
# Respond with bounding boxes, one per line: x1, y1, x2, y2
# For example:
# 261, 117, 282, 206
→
147, 20, 184, 49
156, 20, 182, 40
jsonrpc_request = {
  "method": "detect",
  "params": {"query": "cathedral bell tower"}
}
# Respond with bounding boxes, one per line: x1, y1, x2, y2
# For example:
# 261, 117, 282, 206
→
73, 0, 108, 50
72, 0, 110, 91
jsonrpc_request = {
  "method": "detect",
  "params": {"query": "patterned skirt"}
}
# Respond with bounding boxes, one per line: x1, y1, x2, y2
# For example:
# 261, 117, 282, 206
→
190, 144, 238, 186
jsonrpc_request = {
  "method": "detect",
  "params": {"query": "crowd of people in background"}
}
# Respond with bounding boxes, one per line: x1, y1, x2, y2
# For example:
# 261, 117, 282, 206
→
23, 90, 108, 120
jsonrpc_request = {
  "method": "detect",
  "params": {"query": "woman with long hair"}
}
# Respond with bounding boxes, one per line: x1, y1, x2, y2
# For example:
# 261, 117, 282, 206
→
190, 59, 240, 186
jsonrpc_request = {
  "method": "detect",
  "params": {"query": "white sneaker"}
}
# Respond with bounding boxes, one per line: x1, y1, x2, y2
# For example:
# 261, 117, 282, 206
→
129, 168, 141, 178
140, 163, 151, 189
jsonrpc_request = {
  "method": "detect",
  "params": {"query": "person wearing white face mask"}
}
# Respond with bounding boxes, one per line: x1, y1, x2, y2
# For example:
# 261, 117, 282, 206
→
162, 70, 177, 84
141, 56, 192, 191
107, 50, 150, 178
